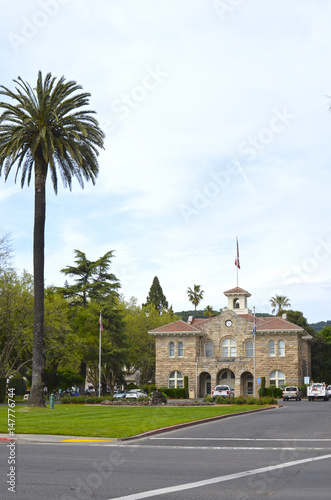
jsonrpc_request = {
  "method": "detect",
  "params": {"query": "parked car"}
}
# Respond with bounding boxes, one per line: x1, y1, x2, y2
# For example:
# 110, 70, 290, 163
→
211, 385, 235, 399
282, 386, 301, 401
125, 389, 148, 400
113, 390, 127, 399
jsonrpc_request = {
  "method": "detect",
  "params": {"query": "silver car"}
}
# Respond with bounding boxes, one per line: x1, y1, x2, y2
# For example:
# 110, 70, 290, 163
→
125, 389, 148, 400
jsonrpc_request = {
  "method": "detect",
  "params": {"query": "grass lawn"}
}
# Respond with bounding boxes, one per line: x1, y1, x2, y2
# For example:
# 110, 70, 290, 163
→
0, 404, 269, 438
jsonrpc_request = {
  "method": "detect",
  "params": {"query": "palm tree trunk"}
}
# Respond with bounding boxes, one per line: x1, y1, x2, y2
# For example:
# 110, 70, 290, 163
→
28, 159, 47, 407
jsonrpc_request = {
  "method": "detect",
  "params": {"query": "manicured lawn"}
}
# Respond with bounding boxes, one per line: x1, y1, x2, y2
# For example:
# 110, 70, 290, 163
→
0, 404, 268, 438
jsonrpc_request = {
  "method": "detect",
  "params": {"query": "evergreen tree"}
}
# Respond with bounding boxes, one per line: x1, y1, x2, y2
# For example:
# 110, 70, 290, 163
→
143, 276, 168, 313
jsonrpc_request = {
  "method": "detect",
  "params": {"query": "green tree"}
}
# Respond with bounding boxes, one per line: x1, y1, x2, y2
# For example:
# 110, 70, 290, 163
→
143, 276, 169, 313
203, 305, 220, 317
59, 250, 120, 307
0, 72, 104, 406
187, 285, 204, 317
0, 270, 34, 378
59, 250, 124, 393
120, 297, 177, 385
0, 233, 14, 275
270, 294, 291, 315
284, 310, 315, 336
311, 326, 331, 382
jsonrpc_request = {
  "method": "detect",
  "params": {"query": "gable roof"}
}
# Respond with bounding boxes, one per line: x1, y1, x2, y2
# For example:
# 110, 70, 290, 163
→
149, 319, 202, 334
149, 312, 307, 336
236, 313, 305, 332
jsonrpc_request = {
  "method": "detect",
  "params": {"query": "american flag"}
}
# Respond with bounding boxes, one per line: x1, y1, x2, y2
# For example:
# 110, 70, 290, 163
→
235, 237, 240, 269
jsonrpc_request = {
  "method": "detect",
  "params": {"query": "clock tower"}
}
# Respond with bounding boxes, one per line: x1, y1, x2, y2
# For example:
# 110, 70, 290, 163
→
224, 286, 251, 315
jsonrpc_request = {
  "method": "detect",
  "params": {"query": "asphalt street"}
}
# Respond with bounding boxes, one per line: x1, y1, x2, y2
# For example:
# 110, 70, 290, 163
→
1, 400, 331, 499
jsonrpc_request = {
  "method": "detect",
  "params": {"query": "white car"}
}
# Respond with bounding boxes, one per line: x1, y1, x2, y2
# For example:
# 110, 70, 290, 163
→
211, 385, 235, 399
125, 389, 148, 400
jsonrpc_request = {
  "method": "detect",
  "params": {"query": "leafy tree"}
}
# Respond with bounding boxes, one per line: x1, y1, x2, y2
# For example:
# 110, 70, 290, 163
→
143, 276, 169, 313
283, 310, 315, 336
59, 249, 121, 392
270, 294, 291, 315
43, 287, 81, 390
59, 250, 120, 307
187, 285, 204, 317
0, 270, 34, 378
311, 326, 331, 381
120, 297, 178, 385
0, 233, 14, 275
0, 72, 104, 406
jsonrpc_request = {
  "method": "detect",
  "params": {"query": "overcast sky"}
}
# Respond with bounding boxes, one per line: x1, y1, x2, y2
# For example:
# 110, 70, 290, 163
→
1, 0, 331, 323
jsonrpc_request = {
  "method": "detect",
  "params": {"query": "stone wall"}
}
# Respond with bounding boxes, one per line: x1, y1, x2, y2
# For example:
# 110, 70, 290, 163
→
153, 310, 312, 397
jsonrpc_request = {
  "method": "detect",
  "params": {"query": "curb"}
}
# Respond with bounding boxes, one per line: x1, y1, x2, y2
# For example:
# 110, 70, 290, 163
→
0, 405, 282, 444
118, 405, 281, 441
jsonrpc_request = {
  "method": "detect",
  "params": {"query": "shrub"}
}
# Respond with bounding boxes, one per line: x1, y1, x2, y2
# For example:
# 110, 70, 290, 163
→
158, 387, 185, 399
8, 377, 27, 396
246, 396, 257, 405
265, 387, 282, 398
60, 396, 105, 404
235, 396, 247, 405
141, 384, 156, 394
203, 395, 214, 403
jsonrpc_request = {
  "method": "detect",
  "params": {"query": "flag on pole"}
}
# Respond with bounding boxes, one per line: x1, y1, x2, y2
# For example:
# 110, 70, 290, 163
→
99, 312, 103, 332
235, 237, 240, 269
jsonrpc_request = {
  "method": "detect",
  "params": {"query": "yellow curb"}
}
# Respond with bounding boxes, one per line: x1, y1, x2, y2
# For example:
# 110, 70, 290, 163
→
59, 438, 115, 442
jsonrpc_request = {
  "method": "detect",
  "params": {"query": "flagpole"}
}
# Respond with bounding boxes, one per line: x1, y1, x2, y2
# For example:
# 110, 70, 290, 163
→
98, 312, 102, 397
253, 306, 256, 398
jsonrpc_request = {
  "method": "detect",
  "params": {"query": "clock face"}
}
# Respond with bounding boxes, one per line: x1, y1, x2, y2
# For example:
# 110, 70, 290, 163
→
225, 320, 232, 327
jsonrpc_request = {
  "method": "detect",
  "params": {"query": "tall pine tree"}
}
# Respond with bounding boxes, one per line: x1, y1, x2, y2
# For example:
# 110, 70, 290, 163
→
143, 276, 169, 313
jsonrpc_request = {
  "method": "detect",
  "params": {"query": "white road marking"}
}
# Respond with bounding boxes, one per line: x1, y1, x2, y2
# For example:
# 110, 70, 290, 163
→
116, 444, 328, 451
150, 437, 331, 442
109, 453, 331, 500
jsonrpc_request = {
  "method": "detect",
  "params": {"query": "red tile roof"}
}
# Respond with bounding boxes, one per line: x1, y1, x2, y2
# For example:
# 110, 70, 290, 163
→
149, 313, 305, 335
149, 320, 202, 334
224, 287, 251, 295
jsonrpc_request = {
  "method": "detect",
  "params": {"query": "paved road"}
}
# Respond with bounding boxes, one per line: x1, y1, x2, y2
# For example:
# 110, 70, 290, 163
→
1, 400, 331, 499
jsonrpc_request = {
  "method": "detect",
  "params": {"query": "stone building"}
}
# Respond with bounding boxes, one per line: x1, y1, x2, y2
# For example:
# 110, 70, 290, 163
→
149, 287, 313, 397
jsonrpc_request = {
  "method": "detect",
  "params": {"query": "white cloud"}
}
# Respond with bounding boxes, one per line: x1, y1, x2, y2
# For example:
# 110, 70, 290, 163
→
1, 0, 331, 323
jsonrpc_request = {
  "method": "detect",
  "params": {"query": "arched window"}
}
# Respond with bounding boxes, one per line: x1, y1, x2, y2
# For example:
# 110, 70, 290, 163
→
178, 341, 184, 357
278, 340, 285, 356
270, 370, 285, 388
169, 342, 175, 357
168, 371, 184, 388
222, 338, 236, 357
245, 341, 253, 357
205, 341, 213, 357
268, 340, 275, 356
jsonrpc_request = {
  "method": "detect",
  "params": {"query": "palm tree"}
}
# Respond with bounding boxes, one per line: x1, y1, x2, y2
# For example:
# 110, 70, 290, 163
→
187, 284, 204, 317
270, 295, 291, 315
0, 72, 104, 406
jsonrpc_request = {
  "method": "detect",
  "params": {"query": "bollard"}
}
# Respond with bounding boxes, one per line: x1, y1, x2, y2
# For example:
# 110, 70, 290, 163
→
50, 393, 54, 409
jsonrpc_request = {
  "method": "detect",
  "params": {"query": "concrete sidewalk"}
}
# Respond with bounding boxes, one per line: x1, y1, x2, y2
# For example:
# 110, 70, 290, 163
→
0, 433, 117, 444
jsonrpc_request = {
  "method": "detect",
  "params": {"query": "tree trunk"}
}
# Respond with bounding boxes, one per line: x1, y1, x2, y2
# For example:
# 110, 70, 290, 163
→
28, 158, 47, 407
